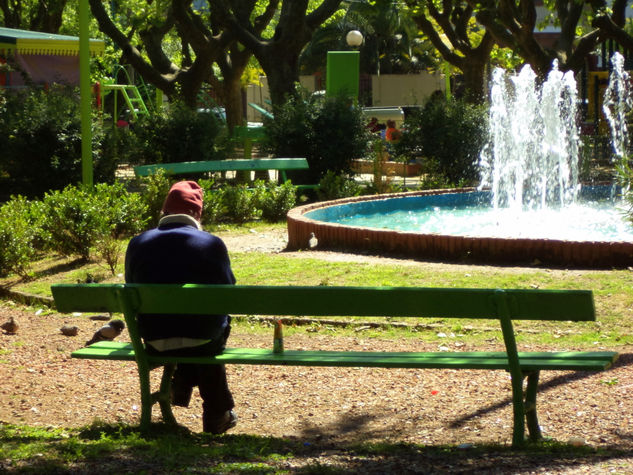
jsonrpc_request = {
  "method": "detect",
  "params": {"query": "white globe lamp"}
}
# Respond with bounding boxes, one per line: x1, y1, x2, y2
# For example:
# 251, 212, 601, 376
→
346, 30, 364, 48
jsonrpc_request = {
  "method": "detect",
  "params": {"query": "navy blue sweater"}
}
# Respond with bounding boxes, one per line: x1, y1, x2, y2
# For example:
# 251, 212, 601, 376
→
124, 219, 236, 346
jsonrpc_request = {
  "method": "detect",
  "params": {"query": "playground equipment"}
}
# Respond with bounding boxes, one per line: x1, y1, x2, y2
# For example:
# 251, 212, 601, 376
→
100, 82, 149, 121
97, 65, 153, 124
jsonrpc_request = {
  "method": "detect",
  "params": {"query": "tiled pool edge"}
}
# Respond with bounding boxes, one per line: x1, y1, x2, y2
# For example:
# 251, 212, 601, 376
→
286, 189, 633, 268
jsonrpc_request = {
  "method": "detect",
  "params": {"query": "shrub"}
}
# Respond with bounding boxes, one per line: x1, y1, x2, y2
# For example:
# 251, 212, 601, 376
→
317, 170, 361, 201
222, 184, 261, 223
99, 123, 140, 174
24, 199, 49, 252
91, 182, 149, 238
0, 89, 228, 200
262, 89, 370, 184
131, 102, 225, 165
41, 183, 148, 260
395, 96, 488, 186
199, 178, 225, 226
96, 235, 123, 276
0, 196, 39, 277
255, 181, 298, 222
137, 170, 172, 227
0, 87, 116, 199
41, 185, 110, 260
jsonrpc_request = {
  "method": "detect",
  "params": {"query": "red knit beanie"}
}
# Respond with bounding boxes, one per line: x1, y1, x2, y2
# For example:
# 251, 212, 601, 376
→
162, 181, 204, 216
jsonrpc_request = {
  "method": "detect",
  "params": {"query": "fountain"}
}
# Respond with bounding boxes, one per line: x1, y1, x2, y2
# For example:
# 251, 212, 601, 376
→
479, 61, 580, 210
287, 55, 633, 267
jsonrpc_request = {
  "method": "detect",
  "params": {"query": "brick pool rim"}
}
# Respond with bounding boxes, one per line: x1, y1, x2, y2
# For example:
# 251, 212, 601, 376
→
286, 188, 633, 268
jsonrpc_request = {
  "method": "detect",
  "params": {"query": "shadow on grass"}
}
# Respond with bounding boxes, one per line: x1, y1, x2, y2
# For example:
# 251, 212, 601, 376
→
2, 420, 633, 474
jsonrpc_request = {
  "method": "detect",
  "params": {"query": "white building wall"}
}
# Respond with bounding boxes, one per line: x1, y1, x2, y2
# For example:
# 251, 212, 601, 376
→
370, 72, 445, 107
245, 72, 446, 122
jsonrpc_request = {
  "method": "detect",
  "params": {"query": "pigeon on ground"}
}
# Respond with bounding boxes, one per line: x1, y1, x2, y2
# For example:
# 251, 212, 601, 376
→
85, 319, 125, 346
60, 324, 79, 336
1, 317, 18, 334
308, 232, 318, 249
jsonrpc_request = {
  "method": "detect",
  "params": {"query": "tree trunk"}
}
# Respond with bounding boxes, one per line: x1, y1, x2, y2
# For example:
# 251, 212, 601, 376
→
459, 59, 488, 103
260, 52, 300, 107
223, 75, 244, 130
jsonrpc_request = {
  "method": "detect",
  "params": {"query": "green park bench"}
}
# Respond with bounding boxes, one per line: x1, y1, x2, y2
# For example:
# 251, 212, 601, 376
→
50, 283, 618, 447
133, 157, 309, 183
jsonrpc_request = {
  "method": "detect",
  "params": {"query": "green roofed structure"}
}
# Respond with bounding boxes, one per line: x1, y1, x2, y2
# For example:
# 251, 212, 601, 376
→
0, 26, 104, 87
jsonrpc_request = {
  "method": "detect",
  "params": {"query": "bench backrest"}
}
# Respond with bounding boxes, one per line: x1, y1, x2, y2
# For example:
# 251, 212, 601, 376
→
134, 158, 309, 177
51, 284, 594, 322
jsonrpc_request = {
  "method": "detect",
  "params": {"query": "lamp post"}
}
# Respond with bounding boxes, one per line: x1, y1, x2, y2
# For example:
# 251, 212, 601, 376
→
326, 31, 363, 99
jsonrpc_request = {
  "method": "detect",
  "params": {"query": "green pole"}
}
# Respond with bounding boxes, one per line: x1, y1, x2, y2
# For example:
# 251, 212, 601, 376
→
79, 0, 93, 186
443, 62, 451, 100
156, 88, 163, 111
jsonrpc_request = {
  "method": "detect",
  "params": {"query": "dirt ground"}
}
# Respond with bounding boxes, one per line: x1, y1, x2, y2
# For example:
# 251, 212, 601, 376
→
1, 227, 633, 473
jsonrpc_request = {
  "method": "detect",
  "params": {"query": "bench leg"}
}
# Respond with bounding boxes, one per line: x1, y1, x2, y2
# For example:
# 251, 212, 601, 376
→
524, 371, 543, 441
156, 364, 178, 426
140, 363, 178, 430
138, 365, 153, 431
509, 372, 526, 447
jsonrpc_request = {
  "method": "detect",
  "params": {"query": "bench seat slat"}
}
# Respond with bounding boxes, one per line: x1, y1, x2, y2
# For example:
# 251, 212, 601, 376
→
71, 343, 617, 371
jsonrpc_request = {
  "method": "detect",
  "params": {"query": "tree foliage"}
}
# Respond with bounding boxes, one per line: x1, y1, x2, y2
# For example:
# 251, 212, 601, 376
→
406, 0, 496, 102
212, 0, 344, 105
301, 0, 437, 77
474, 0, 602, 77
0, 0, 67, 32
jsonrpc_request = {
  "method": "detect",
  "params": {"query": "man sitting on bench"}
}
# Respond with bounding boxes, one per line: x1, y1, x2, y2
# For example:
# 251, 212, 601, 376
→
124, 181, 238, 434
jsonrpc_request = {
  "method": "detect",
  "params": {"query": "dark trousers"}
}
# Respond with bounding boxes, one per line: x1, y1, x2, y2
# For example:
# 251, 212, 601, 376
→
147, 324, 234, 417
172, 362, 234, 416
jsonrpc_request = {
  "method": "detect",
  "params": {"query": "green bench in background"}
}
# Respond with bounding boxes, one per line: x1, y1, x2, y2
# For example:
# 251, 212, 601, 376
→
50, 284, 618, 447
133, 157, 308, 183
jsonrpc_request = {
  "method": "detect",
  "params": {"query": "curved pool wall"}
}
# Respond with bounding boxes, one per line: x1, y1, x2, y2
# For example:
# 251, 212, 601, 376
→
286, 188, 633, 268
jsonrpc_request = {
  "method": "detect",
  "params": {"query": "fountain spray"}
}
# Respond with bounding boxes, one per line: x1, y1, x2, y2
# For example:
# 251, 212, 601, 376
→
479, 61, 580, 210
602, 52, 633, 191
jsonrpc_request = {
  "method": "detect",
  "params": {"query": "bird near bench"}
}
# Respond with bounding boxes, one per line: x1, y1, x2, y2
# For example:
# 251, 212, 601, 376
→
85, 319, 125, 346
1, 316, 18, 334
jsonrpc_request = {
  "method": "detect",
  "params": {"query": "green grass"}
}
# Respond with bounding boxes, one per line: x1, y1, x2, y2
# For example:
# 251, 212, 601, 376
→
2, 224, 633, 347
0, 422, 303, 474
2, 422, 631, 474
229, 252, 633, 346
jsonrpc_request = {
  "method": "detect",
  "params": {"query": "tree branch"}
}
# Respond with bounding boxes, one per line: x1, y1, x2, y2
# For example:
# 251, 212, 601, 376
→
88, 0, 177, 92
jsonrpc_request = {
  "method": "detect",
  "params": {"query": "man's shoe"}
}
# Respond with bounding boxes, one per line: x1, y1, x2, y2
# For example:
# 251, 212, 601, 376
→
203, 410, 238, 434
